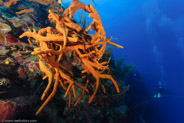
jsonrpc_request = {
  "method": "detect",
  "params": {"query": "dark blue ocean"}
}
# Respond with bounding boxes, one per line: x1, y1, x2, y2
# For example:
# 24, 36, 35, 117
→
79, 0, 184, 123
0, 0, 183, 122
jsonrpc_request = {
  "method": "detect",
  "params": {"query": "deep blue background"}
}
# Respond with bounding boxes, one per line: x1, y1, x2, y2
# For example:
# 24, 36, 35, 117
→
104, 1, 184, 122
98, 0, 184, 122
65, 0, 184, 122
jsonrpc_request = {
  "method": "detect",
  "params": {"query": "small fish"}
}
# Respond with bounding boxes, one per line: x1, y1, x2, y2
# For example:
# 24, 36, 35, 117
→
0, 44, 5, 47
4, 60, 10, 65
33, 17, 38, 22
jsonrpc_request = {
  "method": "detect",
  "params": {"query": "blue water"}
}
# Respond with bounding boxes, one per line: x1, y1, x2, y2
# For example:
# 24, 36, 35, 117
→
64, 0, 183, 122
78, 0, 184, 122
1, 0, 183, 122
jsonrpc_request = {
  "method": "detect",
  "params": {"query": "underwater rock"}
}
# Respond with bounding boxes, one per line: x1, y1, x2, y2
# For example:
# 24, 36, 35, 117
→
9, 18, 27, 28
0, 6, 16, 18
0, 30, 5, 48
17, 66, 26, 80
9, 95, 35, 107
114, 105, 128, 116
0, 64, 15, 76
5, 34, 19, 43
0, 78, 11, 87
0, 23, 11, 34
27, 61, 39, 73
0, 49, 9, 55
0, 96, 33, 122
0, 78, 11, 96
0, 23, 12, 49
0, 100, 18, 121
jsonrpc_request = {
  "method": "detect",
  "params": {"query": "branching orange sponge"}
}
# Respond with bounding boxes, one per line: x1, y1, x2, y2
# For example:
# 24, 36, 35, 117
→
20, 0, 123, 115
16, 9, 35, 15
3, 0, 20, 7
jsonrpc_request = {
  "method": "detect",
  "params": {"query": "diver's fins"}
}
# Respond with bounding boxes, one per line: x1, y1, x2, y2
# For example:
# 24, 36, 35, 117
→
153, 93, 162, 98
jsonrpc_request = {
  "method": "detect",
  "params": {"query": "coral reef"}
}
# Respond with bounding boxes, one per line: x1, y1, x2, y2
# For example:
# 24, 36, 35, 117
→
0, 0, 136, 122
16, 9, 35, 15
3, 0, 20, 8
20, 0, 123, 115
0, 100, 18, 121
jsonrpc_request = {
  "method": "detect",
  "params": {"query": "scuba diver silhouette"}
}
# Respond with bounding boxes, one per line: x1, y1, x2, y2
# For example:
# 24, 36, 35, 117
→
129, 80, 170, 110
128, 79, 172, 111
154, 80, 168, 98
